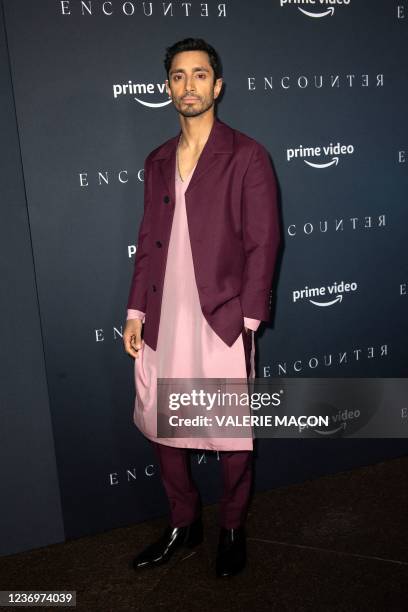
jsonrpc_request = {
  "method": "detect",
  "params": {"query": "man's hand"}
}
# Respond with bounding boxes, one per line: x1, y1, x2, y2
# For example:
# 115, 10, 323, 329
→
123, 319, 144, 359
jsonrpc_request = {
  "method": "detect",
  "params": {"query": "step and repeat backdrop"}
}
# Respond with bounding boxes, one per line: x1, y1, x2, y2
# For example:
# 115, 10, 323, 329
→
1, 0, 408, 554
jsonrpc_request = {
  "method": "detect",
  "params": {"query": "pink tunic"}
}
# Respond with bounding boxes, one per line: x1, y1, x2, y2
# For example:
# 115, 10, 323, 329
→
127, 156, 259, 451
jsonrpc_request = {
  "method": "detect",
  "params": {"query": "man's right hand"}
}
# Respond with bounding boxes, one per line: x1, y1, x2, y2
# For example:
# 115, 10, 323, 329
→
123, 319, 144, 359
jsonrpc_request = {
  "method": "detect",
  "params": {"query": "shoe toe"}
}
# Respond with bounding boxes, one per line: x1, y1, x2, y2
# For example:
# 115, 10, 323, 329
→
215, 527, 246, 577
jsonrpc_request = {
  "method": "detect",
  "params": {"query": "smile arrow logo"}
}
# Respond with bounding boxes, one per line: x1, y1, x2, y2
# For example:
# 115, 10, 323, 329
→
134, 97, 173, 108
309, 295, 343, 307
304, 157, 339, 169
314, 421, 347, 435
298, 7, 335, 18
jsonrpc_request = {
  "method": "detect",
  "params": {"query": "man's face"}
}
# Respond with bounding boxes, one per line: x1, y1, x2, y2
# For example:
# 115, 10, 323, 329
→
165, 50, 223, 118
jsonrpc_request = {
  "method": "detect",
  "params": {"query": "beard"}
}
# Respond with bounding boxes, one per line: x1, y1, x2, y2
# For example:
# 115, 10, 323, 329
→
174, 95, 215, 118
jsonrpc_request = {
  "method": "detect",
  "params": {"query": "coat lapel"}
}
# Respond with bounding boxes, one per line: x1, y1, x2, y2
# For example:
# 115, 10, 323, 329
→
154, 116, 234, 201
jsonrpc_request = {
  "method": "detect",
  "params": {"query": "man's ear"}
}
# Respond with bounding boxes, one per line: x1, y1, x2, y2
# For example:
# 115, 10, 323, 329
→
214, 77, 223, 100
165, 80, 172, 98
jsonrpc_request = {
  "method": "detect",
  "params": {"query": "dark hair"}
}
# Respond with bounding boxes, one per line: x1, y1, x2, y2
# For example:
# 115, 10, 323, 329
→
164, 37, 223, 83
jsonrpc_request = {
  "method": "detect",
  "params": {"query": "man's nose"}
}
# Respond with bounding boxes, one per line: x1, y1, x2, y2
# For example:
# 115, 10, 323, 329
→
185, 75, 195, 92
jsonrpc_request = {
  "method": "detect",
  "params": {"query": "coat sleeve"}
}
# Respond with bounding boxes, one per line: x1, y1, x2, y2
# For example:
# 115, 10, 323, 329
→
240, 143, 280, 322
126, 156, 152, 312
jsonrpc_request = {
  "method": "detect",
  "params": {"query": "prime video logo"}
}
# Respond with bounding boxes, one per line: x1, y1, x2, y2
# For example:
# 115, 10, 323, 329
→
287, 142, 354, 168
292, 281, 358, 305
280, 0, 351, 19
113, 80, 171, 107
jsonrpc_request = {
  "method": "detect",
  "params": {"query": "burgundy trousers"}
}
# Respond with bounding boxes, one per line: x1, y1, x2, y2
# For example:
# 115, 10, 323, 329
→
151, 329, 254, 529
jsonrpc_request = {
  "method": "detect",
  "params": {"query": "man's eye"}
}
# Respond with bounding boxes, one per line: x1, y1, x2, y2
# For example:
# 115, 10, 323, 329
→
197, 74, 206, 78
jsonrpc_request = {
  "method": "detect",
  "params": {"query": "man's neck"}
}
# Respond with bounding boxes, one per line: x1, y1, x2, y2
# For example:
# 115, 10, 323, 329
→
178, 113, 215, 153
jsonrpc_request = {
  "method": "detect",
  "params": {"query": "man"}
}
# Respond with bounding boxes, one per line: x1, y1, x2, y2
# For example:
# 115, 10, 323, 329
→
123, 37, 280, 577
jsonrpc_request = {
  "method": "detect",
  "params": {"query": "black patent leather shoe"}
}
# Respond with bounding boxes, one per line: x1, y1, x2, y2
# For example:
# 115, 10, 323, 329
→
132, 516, 203, 570
215, 526, 246, 577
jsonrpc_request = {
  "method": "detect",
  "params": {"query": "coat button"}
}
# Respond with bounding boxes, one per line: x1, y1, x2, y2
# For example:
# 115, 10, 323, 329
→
152, 284, 157, 292
163, 195, 170, 203
156, 240, 162, 247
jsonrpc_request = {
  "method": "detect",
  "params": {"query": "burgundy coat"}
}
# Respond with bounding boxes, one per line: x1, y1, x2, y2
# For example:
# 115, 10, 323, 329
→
126, 116, 280, 351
